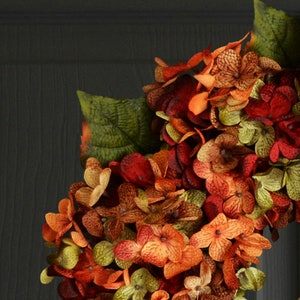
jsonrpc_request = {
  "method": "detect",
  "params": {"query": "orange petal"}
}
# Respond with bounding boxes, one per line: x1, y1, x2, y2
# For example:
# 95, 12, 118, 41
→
71, 231, 88, 247
187, 51, 204, 68
151, 290, 170, 300
150, 149, 169, 177
194, 74, 215, 91
141, 240, 168, 267
170, 117, 193, 134
164, 246, 202, 279
45, 213, 70, 232
223, 258, 239, 289
212, 32, 250, 58
42, 223, 57, 242
209, 237, 232, 261
188, 92, 209, 115
58, 198, 72, 214
114, 240, 140, 261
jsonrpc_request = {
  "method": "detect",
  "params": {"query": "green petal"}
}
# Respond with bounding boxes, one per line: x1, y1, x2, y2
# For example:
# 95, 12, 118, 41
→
246, 204, 265, 219
135, 189, 150, 213
131, 268, 159, 293
40, 268, 54, 284
237, 267, 266, 291
93, 240, 115, 266
250, 79, 265, 99
57, 244, 81, 269
165, 122, 182, 143
113, 285, 135, 300
78, 90, 161, 166
292, 101, 300, 116
239, 127, 258, 145
218, 106, 241, 126
255, 185, 274, 210
115, 257, 133, 269
253, 167, 284, 191
179, 189, 206, 207
255, 125, 275, 158
284, 162, 300, 200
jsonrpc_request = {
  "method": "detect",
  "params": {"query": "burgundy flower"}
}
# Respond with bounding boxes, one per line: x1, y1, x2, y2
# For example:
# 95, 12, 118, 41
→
245, 83, 297, 125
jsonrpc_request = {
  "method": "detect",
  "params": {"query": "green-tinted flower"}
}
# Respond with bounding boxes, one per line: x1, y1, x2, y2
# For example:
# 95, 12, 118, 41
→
237, 267, 266, 291
47, 238, 81, 270
219, 105, 242, 126
238, 119, 275, 158
283, 159, 300, 200
253, 167, 284, 210
93, 227, 136, 269
113, 268, 159, 300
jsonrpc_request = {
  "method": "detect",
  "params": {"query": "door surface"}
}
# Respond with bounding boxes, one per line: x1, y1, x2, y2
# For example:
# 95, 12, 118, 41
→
0, 1, 299, 299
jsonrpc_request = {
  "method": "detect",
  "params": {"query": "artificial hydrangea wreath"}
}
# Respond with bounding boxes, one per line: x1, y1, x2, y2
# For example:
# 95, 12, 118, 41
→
40, 1, 300, 299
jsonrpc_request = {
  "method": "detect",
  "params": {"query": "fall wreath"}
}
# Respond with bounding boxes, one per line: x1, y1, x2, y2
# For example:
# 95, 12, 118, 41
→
40, 1, 300, 299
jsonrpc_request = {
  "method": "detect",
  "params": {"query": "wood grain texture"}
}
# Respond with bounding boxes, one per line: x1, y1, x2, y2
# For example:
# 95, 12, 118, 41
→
0, 1, 299, 299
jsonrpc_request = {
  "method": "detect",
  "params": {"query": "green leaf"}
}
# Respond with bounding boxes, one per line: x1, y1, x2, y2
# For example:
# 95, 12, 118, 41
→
249, 0, 300, 68
78, 90, 161, 166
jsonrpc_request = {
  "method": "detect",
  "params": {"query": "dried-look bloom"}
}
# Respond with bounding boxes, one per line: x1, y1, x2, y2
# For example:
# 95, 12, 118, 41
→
75, 157, 111, 207
214, 50, 261, 91
190, 213, 245, 261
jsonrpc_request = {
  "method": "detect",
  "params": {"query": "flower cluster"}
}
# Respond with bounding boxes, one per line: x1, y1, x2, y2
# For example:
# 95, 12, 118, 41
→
41, 34, 300, 300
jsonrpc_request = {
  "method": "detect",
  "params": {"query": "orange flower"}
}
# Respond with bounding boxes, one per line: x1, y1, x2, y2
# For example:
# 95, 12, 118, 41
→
189, 213, 245, 261
183, 259, 212, 299
75, 157, 111, 207
96, 183, 145, 241
235, 217, 272, 264
223, 177, 255, 218
163, 245, 203, 279
141, 224, 186, 267
214, 49, 261, 91
44, 196, 86, 246
196, 131, 251, 174
73, 248, 118, 288
193, 160, 233, 197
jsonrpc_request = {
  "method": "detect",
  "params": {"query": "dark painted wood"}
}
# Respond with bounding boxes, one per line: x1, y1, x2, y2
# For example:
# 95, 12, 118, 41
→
0, 1, 299, 299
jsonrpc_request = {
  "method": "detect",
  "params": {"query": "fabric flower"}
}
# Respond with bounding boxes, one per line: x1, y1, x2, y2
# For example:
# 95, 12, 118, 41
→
214, 50, 261, 90
190, 213, 245, 261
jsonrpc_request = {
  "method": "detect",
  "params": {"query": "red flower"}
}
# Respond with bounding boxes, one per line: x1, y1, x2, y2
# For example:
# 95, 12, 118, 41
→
245, 83, 297, 125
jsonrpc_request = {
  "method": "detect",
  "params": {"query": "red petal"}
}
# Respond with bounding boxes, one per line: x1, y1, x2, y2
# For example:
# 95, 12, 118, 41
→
245, 99, 269, 119
242, 154, 259, 178
259, 82, 276, 102
203, 195, 224, 221
295, 201, 300, 223
182, 166, 204, 189
269, 86, 295, 120
58, 278, 83, 300
176, 142, 192, 168
120, 153, 155, 188
270, 192, 291, 209
114, 240, 140, 261
168, 147, 183, 174
223, 258, 239, 290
